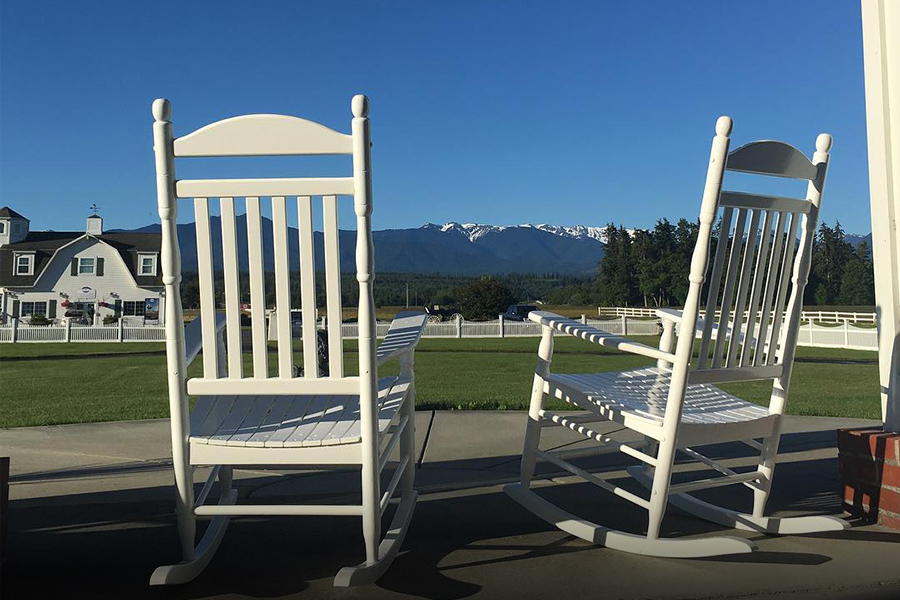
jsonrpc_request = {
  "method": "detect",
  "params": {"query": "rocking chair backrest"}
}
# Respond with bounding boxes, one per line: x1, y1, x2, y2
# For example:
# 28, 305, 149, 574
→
676, 117, 831, 387
152, 95, 376, 399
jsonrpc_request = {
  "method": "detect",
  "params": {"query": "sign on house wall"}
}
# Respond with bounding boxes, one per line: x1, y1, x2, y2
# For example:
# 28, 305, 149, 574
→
145, 297, 159, 322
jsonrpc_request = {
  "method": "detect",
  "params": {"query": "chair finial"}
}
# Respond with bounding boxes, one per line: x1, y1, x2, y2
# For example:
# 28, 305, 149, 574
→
816, 133, 833, 153
152, 99, 172, 122
351, 94, 369, 118
716, 116, 733, 137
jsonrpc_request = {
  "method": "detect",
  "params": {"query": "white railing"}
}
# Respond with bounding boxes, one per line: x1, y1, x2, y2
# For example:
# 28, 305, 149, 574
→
0, 321, 167, 343
0, 314, 875, 350
794, 320, 879, 351
598, 306, 877, 324
122, 327, 168, 341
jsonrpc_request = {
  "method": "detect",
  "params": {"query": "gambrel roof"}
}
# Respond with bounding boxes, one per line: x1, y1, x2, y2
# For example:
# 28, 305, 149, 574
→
0, 231, 163, 288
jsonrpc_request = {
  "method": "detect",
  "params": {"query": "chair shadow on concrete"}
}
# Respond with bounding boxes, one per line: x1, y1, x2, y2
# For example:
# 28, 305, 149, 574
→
5, 429, 886, 600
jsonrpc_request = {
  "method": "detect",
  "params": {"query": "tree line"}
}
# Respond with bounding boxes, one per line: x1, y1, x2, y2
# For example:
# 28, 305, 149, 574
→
591, 218, 875, 308
179, 271, 588, 315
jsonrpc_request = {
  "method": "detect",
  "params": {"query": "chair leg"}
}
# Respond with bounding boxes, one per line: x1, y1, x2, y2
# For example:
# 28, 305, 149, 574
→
334, 380, 419, 587
400, 375, 416, 499
753, 418, 784, 517
151, 465, 237, 586
646, 439, 676, 540
174, 461, 197, 561
520, 382, 546, 489
360, 453, 381, 567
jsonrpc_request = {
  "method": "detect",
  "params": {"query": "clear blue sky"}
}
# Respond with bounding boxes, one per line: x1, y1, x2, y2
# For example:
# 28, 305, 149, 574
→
0, 0, 873, 234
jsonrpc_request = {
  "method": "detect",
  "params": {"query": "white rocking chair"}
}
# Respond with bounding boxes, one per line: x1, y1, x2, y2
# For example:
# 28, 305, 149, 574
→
505, 117, 849, 558
150, 95, 426, 585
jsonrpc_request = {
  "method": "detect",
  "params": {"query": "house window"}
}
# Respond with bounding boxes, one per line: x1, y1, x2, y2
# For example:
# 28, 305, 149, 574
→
78, 257, 96, 275
139, 253, 157, 276
0, 222, 5, 234
14, 253, 34, 276
20, 301, 47, 317
122, 301, 145, 316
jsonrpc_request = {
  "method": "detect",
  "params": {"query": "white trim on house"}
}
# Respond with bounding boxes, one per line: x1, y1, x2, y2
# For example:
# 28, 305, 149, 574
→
13, 251, 35, 276
138, 252, 158, 276
862, 0, 900, 432
77, 256, 97, 275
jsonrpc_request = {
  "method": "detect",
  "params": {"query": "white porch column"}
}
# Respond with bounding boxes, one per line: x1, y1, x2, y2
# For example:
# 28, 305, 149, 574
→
861, 0, 900, 432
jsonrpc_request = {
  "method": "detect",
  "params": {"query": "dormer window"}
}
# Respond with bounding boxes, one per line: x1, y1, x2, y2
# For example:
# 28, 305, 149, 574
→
0, 222, 5, 234
139, 253, 158, 276
14, 253, 34, 276
78, 257, 96, 275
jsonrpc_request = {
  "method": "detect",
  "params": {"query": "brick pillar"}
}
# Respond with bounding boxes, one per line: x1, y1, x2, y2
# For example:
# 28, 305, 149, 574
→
837, 427, 900, 530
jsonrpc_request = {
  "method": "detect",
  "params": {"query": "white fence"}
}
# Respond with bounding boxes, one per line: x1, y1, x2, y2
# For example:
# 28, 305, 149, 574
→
336, 316, 659, 339
794, 320, 879, 351
0, 320, 166, 343
598, 306, 877, 324
0, 313, 877, 351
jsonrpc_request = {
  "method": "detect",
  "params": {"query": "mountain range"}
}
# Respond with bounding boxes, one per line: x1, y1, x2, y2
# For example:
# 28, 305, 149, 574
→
121, 220, 610, 275
118, 219, 874, 275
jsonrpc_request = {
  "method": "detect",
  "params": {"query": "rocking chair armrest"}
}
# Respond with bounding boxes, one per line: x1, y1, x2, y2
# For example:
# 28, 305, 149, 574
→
528, 311, 676, 364
184, 312, 226, 367
657, 308, 708, 332
376, 312, 428, 367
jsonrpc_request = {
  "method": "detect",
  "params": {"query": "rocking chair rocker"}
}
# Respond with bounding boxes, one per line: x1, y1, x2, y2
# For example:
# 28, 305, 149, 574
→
505, 116, 848, 557
150, 95, 426, 585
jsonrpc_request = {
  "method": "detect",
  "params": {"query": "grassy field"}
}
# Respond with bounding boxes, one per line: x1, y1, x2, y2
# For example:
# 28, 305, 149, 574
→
0, 336, 880, 428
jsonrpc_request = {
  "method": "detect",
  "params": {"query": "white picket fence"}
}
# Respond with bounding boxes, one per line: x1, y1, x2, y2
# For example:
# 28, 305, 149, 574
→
0, 320, 166, 343
599, 306, 877, 324
336, 316, 660, 340
0, 313, 876, 351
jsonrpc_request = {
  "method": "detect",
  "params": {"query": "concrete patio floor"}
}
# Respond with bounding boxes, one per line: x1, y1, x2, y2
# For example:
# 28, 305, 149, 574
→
2, 412, 900, 600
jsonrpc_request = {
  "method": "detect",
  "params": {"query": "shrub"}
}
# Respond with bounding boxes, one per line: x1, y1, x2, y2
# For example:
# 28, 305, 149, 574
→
28, 314, 50, 326
457, 277, 517, 321
103, 315, 119, 325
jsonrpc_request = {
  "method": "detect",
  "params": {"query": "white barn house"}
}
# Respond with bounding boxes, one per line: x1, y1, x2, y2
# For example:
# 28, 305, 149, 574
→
0, 207, 165, 326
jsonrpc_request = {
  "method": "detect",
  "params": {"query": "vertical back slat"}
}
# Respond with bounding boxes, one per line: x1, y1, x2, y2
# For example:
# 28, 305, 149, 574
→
220, 197, 243, 378
698, 207, 734, 368
245, 197, 268, 378
712, 208, 747, 368
194, 198, 218, 378
753, 211, 787, 366
725, 209, 760, 367
322, 195, 344, 378
766, 212, 800, 364
271, 196, 294, 377
740, 209, 775, 366
297, 196, 319, 378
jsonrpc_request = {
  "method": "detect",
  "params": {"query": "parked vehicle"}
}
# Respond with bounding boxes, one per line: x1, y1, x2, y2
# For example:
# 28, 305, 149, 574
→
424, 304, 461, 323
503, 304, 538, 321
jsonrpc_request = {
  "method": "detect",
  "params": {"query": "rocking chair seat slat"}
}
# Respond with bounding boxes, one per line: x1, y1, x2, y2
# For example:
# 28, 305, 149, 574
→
190, 377, 410, 448
547, 368, 771, 426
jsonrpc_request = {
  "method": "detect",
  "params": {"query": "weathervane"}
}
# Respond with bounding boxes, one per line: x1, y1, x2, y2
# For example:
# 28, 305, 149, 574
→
89, 203, 100, 216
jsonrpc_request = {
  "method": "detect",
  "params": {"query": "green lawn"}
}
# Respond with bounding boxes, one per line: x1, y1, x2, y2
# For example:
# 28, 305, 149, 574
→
0, 336, 881, 428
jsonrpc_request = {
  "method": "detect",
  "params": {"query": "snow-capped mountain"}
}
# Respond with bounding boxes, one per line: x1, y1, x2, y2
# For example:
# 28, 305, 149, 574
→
423, 222, 633, 244
123, 220, 613, 275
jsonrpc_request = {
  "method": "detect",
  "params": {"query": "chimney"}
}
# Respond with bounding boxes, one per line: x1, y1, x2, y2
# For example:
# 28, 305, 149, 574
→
86, 214, 103, 235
